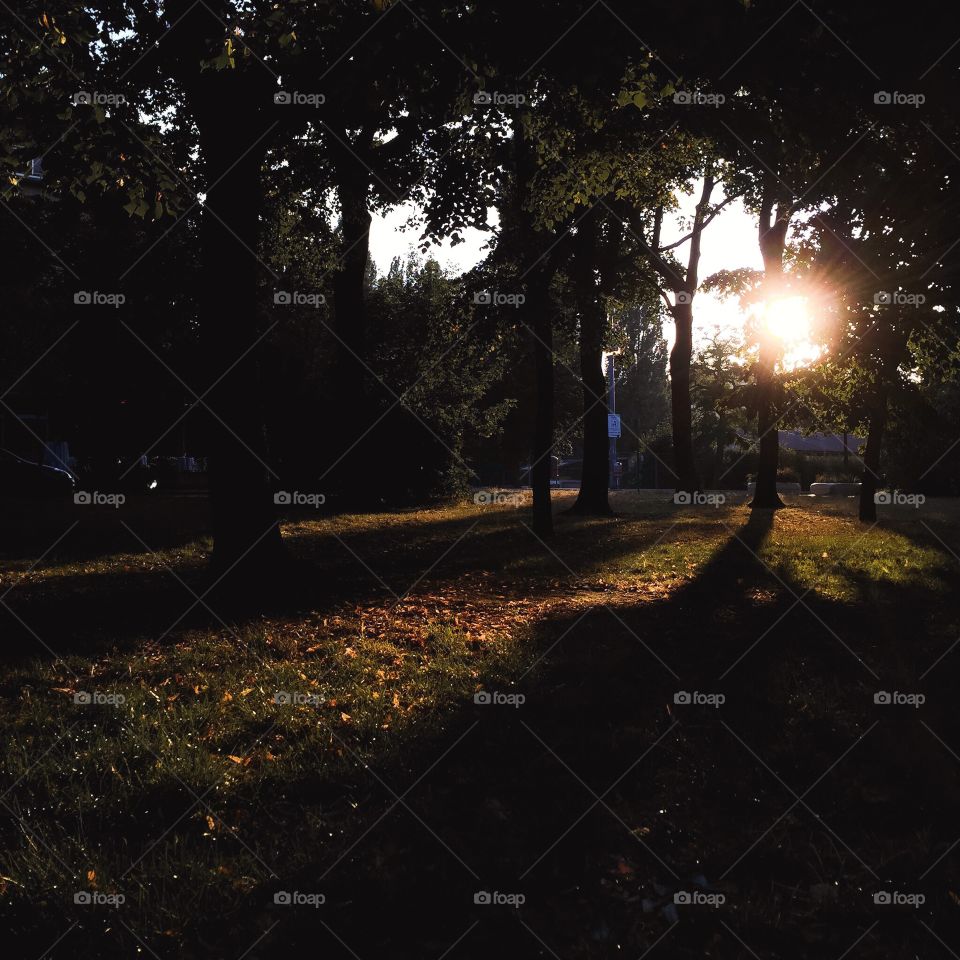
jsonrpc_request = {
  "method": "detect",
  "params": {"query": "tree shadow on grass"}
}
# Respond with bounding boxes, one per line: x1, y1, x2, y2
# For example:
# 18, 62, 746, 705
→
0, 499, 717, 665
251, 508, 960, 960
6, 506, 960, 959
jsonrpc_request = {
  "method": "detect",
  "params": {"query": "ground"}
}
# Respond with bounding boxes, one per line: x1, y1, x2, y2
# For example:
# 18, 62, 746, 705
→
1, 491, 959, 958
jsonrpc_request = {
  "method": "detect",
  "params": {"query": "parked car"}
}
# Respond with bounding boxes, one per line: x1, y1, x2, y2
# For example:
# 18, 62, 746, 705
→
0, 449, 75, 498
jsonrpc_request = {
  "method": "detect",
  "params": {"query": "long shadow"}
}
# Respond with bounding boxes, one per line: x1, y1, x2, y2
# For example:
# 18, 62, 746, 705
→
0, 499, 717, 665
255, 508, 960, 959
7, 506, 960, 958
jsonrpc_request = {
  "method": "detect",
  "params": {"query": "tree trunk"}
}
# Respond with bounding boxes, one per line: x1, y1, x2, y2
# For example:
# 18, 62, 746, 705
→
858, 384, 888, 522
528, 269, 555, 536
324, 161, 376, 503
670, 300, 700, 494
197, 113, 285, 582
512, 112, 556, 533
750, 338, 785, 509
166, 0, 286, 585
331, 160, 373, 387
752, 187, 790, 511
567, 220, 611, 517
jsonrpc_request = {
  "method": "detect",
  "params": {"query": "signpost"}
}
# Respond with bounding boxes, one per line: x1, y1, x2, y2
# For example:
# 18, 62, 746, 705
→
607, 354, 619, 488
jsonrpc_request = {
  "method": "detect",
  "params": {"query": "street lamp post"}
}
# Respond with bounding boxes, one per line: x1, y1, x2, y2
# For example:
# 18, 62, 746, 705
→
608, 353, 617, 489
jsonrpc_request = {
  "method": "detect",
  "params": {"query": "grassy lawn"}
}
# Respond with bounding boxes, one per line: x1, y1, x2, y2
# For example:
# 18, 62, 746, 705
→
1, 492, 959, 958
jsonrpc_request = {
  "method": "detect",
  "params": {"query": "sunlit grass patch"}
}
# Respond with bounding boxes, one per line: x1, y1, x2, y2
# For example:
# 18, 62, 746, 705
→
760, 514, 952, 602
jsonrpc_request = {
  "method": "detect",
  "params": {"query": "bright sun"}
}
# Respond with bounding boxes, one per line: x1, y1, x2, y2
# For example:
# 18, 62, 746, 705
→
755, 295, 823, 370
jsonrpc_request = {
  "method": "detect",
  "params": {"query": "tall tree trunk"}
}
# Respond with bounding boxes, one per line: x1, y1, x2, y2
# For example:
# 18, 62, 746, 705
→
325, 161, 376, 503
750, 336, 784, 508
331, 152, 373, 386
528, 269, 556, 536
196, 106, 285, 580
858, 382, 888, 522
512, 111, 556, 534
567, 218, 611, 516
670, 299, 700, 494
640, 171, 714, 497
751, 186, 790, 510
167, 0, 285, 583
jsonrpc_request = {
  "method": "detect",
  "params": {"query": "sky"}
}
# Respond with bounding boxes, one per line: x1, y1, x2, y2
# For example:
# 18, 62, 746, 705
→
367, 184, 828, 371
367, 184, 771, 353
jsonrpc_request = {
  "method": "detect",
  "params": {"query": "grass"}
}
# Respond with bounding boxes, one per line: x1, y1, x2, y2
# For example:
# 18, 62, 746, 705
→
1, 491, 959, 958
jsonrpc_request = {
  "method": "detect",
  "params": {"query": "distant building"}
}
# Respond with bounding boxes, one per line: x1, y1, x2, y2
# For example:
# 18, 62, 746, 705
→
778, 431, 861, 455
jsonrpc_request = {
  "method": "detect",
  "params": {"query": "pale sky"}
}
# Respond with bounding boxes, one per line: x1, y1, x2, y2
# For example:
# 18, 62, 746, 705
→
368, 184, 773, 351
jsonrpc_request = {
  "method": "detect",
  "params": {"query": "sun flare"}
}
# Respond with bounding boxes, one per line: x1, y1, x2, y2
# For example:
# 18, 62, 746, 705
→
754, 295, 824, 370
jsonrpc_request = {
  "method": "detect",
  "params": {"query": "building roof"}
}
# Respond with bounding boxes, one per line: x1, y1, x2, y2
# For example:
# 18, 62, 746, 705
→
778, 431, 862, 454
